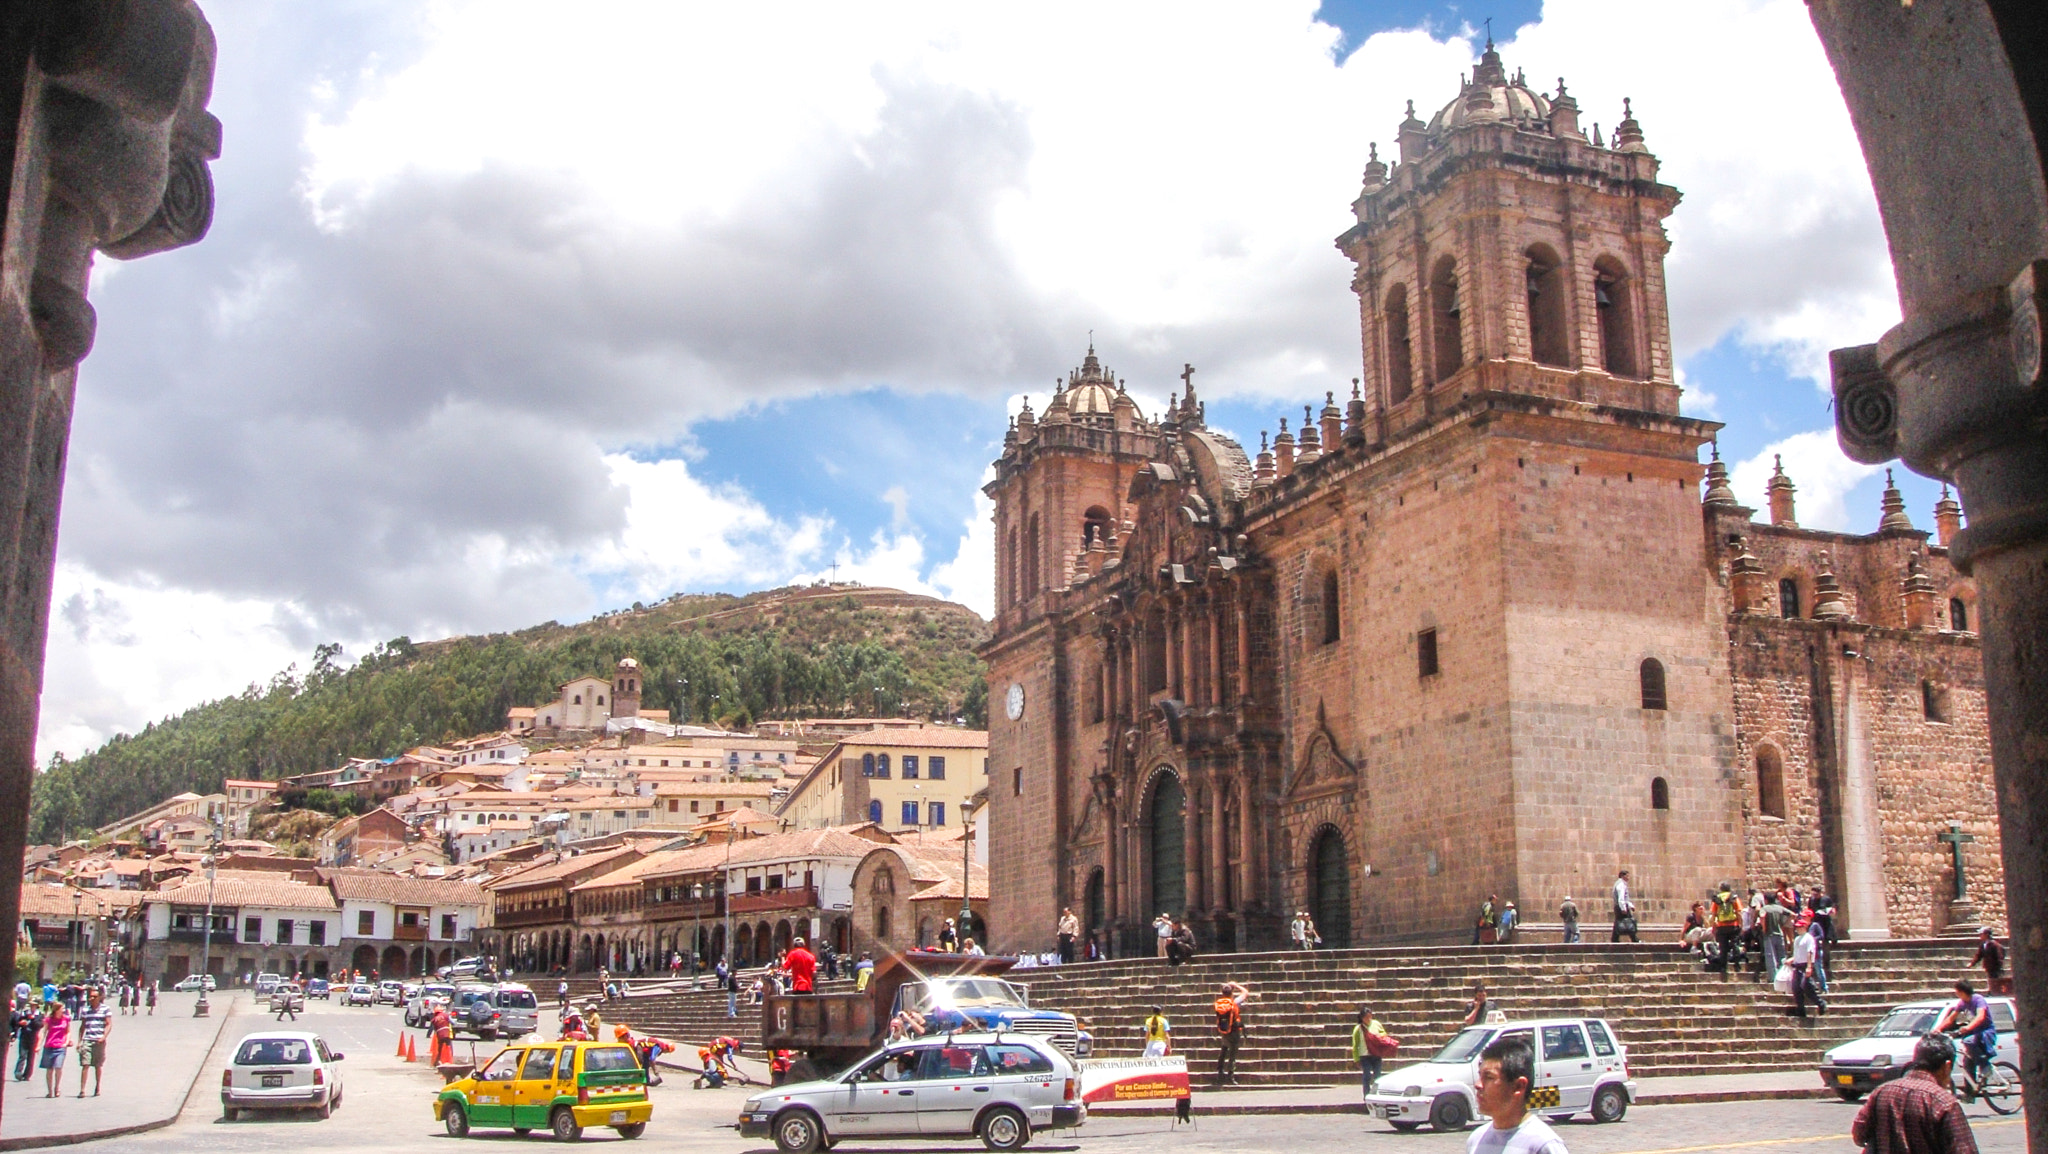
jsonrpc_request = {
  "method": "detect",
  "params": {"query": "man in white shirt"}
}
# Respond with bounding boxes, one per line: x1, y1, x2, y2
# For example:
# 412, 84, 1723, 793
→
1468, 1037, 1570, 1154
1610, 870, 1638, 943
1788, 921, 1827, 1018
1154, 914, 1174, 958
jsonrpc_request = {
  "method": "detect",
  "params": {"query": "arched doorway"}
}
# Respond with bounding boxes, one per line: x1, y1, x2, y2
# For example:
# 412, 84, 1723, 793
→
735, 925, 753, 964
1085, 868, 1105, 935
380, 945, 405, 976
1310, 826, 1353, 948
1147, 772, 1187, 919
352, 945, 377, 976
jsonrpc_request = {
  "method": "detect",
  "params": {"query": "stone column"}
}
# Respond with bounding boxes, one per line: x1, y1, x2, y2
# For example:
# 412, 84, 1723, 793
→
1835, 650, 1891, 939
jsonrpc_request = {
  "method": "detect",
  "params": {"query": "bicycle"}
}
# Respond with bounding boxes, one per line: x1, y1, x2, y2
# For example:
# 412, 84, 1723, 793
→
1948, 1036, 2021, 1115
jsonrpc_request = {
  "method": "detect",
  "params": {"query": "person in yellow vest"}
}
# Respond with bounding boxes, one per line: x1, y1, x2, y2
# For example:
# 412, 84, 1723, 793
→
1709, 885, 1744, 974
1141, 1006, 1171, 1057
1350, 1006, 1397, 1099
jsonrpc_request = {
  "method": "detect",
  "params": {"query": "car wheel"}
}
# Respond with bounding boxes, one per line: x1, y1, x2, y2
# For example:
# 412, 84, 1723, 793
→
1591, 1084, 1628, 1124
785, 1058, 823, 1084
1429, 1094, 1471, 1132
550, 1107, 584, 1141
772, 1109, 823, 1153
615, 1122, 646, 1139
317, 1096, 332, 1120
1836, 1089, 1865, 1103
979, 1105, 1031, 1151
444, 1103, 470, 1137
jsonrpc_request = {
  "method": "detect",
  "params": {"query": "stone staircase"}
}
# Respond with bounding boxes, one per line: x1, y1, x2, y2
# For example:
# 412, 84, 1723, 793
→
524, 939, 1985, 1085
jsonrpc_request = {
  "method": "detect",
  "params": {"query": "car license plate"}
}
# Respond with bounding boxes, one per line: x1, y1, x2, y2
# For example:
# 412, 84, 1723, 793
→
262, 1074, 283, 1088
1837, 1075, 1854, 1085
1371, 1105, 1388, 1118
609, 1110, 628, 1124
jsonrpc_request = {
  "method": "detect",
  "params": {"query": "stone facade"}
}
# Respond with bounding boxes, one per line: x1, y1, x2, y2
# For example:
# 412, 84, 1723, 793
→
980, 43, 1997, 957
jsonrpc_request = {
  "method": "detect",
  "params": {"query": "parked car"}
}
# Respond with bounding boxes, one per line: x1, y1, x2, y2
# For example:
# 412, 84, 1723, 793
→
342, 983, 378, 1007
739, 1032, 1084, 1153
270, 983, 307, 1015
485, 983, 540, 1038
307, 978, 331, 1000
1366, 1017, 1636, 1131
405, 983, 456, 1027
448, 956, 485, 980
254, 972, 283, 997
1819, 995, 2020, 1101
435, 1040, 650, 1141
172, 975, 217, 992
222, 1031, 345, 1120
377, 980, 405, 1005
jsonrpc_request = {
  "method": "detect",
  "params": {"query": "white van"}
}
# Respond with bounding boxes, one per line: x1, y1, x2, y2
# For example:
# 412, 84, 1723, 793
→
1366, 1017, 1636, 1131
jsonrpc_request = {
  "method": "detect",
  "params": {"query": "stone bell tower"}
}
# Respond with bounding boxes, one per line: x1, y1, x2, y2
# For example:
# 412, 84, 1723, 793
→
611, 657, 642, 720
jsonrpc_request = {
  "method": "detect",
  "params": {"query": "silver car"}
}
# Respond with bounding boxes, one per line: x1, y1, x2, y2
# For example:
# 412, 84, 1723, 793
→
738, 1032, 1084, 1153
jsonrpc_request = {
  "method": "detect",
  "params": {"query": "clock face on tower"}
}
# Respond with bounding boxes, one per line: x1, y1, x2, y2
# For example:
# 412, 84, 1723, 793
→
1005, 682, 1025, 721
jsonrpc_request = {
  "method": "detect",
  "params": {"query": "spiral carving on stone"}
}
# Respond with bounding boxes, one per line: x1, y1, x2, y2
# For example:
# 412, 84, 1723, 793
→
158, 150, 213, 242
2011, 293, 2042, 388
1838, 374, 1895, 443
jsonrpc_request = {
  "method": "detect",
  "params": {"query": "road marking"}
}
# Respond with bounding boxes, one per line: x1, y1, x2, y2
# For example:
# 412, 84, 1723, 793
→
1616, 1118, 2022, 1154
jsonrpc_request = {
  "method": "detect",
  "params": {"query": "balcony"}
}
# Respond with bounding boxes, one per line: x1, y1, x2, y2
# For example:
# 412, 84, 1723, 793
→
393, 924, 428, 942
645, 896, 723, 922
494, 904, 568, 929
728, 886, 819, 915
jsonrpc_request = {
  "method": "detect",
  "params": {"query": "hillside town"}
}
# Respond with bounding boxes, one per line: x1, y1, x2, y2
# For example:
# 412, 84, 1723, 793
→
20, 656, 990, 986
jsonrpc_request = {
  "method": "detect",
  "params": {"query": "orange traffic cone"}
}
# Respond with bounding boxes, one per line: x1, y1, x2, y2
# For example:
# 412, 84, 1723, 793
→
396, 1032, 408, 1058
405, 1034, 418, 1063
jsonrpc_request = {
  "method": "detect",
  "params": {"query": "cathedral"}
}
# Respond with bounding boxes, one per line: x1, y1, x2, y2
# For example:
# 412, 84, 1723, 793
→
979, 43, 2001, 955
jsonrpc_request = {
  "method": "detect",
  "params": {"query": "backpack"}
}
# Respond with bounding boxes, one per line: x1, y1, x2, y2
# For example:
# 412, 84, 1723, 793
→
1213, 997, 1241, 1034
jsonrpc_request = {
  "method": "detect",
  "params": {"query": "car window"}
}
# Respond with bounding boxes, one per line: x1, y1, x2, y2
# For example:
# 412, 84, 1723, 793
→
1584, 1021, 1616, 1056
315, 1038, 333, 1062
479, 1050, 524, 1081
920, 1046, 993, 1079
236, 1038, 312, 1065
555, 1047, 575, 1080
857, 1050, 927, 1082
582, 1045, 640, 1073
1541, 1024, 1589, 1062
521, 1049, 557, 1081
986, 1044, 1056, 1075
1992, 1003, 2016, 1032
1870, 1009, 1940, 1038
499, 989, 539, 1009
1431, 1027, 1496, 1064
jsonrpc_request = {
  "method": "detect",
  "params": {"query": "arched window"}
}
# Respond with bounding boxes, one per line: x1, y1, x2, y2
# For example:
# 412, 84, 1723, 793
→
875, 753, 890, 778
1320, 569, 1342, 645
1024, 513, 1042, 599
867, 799, 883, 824
1430, 256, 1464, 382
861, 752, 875, 777
1640, 658, 1667, 711
1779, 577, 1802, 619
1083, 506, 1112, 548
875, 904, 891, 941
1003, 528, 1018, 607
1385, 282, 1414, 403
1757, 747, 1786, 819
1525, 245, 1569, 366
1650, 777, 1670, 810
1594, 257, 1639, 379
1949, 597, 1969, 632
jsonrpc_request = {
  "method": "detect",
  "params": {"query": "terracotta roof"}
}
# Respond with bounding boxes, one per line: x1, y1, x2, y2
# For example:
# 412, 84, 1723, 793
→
18, 884, 112, 919
571, 845, 727, 891
146, 875, 338, 910
319, 869, 487, 907
723, 825, 889, 867
483, 845, 643, 892
651, 781, 776, 797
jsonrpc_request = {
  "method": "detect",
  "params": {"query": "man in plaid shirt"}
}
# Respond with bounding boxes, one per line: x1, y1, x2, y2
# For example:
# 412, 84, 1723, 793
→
1852, 1033, 1978, 1154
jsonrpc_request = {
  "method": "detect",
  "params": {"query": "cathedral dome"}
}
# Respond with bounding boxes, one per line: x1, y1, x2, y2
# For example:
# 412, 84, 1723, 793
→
1062, 342, 1128, 421
1426, 42, 1550, 137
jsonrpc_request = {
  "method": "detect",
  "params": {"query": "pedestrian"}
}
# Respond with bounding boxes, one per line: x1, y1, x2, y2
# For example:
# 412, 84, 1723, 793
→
1211, 981, 1248, 1089
1474, 894, 1499, 945
1462, 982, 1496, 1026
1788, 917, 1827, 1017
938, 919, 959, 952
785, 936, 817, 993
1168, 919, 1197, 966
74, 987, 109, 1097
1760, 891, 1793, 982
1851, 1031, 1978, 1154
275, 986, 298, 1022
1610, 870, 1638, 942
1141, 1005, 1171, 1057
1498, 901, 1518, 943
1559, 896, 1580, 943
11, 994, 42, 1082
1710, 885, 1743, 972
1056, 908, 1080, 964
1350, 1006, 1395, 1098
40, 1000, 69, 1098
1469, 1037, 1570, 1154
1680, 901, 1709, 954
431, 1003, 455, 1065
1968, 927, 2010, 996
558, 978, 570, 1010
1934, 981, 1996, 1088
1154, 913, 1174, 958
1290, 910, 1311, 950
145, 981, 156, 1015
854, 953, 874, 993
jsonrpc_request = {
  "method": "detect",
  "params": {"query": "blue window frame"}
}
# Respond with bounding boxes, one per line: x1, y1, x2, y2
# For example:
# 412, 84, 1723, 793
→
902, 755, 919, 779
868, 799, 882, 823
901, 800, 920, 826
876, 753, 891, 778
928, 756, 945, 780
929, 802, 946, 826
861, 753, 875, 777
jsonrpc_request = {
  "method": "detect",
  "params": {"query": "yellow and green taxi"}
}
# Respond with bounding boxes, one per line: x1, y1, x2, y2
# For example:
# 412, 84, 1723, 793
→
434, 1040, 652, 1140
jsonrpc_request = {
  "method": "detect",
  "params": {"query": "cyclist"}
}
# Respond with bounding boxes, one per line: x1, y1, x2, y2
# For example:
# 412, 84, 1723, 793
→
1934, 980, 1996, 1087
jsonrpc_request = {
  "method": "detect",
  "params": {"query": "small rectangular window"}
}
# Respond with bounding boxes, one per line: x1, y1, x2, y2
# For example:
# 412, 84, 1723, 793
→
276, 919, 294, 945
930, 802, 946, 826
357, 910, 375, 935
309, 920, 327, 946
1012, 766, 1023, 796
929, 756, 945, 780
902, 800, 921, 826
1418, 628, 1439, 677
902, 755, 919, 779
244, 916, 261, 941
441, 914, 458, 939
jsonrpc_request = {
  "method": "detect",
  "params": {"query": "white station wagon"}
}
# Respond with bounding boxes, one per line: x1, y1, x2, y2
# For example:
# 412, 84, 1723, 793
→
221, 1031, 345, 1120
1367, 1017, 1636, 1131
739, 1032, 1085, 1152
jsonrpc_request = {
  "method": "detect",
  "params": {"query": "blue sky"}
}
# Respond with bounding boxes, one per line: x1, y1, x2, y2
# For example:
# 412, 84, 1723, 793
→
43, 0, 1913, 760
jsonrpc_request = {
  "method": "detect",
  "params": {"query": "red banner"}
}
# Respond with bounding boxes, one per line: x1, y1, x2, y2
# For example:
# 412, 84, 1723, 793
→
1080, 1057, 1190, 1102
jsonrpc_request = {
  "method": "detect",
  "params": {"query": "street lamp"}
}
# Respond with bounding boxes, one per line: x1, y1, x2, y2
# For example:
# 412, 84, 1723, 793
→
676, 677, 688, 725
69, 886, 82, 977
195, 815, 222, 1017
960, 798, 976, 947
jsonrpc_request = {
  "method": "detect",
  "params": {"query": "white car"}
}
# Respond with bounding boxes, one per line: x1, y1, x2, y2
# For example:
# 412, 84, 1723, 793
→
1366, 1018, 1636, 1131
377, 980, 405, 1005
405, 983, 455, 1027
171, 975, 216, 992
1819, 996, 2020, 1101
221, 1031, 345, 1120
738, 1033, 1084, 1153
341, 983, 378, 1007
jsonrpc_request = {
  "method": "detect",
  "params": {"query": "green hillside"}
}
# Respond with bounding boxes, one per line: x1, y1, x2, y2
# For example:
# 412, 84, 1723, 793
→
31, 585, 989, 842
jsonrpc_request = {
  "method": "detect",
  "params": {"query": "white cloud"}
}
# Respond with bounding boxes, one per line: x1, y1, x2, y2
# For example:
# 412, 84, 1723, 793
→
1729, 430, 1881, 533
